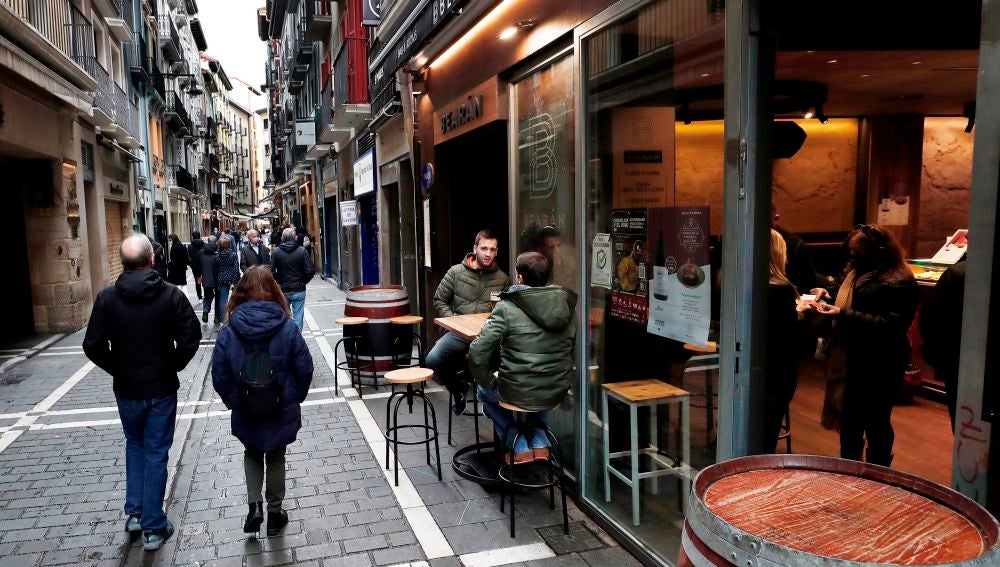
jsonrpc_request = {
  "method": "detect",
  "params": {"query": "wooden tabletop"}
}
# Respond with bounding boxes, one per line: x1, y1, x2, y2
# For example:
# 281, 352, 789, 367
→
390, 315, 424, 325
336, 316, 369, 325
684, 341, 718, 354
434, 312, 491, 341
385, 367, 434, 384
602, 379, 690, 403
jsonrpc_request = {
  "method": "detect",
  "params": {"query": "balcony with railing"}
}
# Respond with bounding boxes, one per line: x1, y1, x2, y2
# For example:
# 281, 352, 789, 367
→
164, 90, 192, 135
324, 37, 369, 144
176, 166, 196, 193
303, 0, 334, 42
2, 0, 98, 89
101, 0, 134, 42
158, 13, 181, 62
74, 55, 140, 145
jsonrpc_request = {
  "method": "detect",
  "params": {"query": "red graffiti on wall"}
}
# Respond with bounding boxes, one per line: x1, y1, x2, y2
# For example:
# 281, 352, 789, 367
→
956, 404, 989, 484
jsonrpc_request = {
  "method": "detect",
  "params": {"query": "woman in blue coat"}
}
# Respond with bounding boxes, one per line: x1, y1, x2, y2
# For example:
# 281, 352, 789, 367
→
211, 266, 314, 536
213, 237, 241, 321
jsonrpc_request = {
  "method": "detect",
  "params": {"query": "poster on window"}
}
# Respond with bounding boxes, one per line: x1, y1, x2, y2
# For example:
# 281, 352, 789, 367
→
610, 209, 648, 325
612, 107, 675, 209
646, 206, 711, 346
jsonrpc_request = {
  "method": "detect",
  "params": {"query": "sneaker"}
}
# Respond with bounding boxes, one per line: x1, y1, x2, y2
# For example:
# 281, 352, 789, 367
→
532, 448, 551, 463
452, 392, 467, 416
266, 509, 288, 537
142, 520, 174, 551
124, 514, 141, 534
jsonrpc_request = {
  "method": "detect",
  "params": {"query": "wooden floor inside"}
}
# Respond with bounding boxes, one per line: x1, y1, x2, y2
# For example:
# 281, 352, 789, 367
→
789, 360, 953, 486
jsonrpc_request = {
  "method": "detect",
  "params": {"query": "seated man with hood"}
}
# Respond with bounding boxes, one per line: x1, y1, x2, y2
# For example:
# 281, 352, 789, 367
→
468, 252, 577, 464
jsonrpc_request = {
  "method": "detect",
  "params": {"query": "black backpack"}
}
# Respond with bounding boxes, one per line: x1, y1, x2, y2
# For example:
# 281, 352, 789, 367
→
238, 338, 282, 418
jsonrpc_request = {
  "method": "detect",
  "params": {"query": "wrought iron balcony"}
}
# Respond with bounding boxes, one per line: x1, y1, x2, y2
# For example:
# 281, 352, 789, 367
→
158, 14, 181, 62
5, 0, 96, 82
333, 37, 368, 109
176, 166, 196, 192
164, 90, 192, 134
74, 55, 139, 142
303, 0, 333, 42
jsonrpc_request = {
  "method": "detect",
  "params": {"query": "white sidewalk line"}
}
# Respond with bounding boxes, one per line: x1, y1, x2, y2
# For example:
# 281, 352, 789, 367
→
459, 543, 556, 567
0, 360, 95, 454
0, 333, 66, 373
306, 305, 455, 560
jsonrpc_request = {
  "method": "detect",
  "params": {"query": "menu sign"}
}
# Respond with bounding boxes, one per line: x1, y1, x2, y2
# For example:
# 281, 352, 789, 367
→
610, 209, 648, 325
647, 206, 711, 346
591, 233, 612, 289
612, 107, 675, 208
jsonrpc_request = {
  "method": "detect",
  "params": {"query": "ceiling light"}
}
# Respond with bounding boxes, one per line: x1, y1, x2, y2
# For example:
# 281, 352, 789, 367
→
803, 108, 815, 119
498, 19, 539, 40
700, 73, 710, 78
860, 74, 870, 78
912, 61, 923, 65
827, 59, 838, 64
498, 27, 518, 40
815, 104, 829, 124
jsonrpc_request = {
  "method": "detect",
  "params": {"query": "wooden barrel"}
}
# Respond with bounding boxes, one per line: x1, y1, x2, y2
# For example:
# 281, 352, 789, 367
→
344, 285, 410, 375
679, 455, 1000, 566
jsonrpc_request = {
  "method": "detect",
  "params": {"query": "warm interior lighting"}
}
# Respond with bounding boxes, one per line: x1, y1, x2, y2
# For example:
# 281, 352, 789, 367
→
860, 74, 870, 78
827, 59, 838, 63
430, 1, 520, 69
700, 73, 710, 78
912, 61, 923, 65
803, 109, 814, 119
498, 27, 518, 40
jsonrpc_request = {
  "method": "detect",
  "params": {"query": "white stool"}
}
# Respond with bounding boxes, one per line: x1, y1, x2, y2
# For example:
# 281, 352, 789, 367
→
602, 379, 691, 526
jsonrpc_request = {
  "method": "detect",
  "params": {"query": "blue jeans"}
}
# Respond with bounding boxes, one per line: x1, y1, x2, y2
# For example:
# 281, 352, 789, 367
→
426, 332, 471, 393
117, 395, 177, 533
477, 385, 549, 454
286, 291, 306, 330
217, 285, 231, 320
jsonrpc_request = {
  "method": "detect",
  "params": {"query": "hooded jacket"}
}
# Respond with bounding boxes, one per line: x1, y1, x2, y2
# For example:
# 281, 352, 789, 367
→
469, 285, 577, 411
83, 269, 202, 399
433, 254, 511, 317
198, 241, 219, 287
211, 300, 314, 451
188, 238, 206, 277
270, 240, 315, 293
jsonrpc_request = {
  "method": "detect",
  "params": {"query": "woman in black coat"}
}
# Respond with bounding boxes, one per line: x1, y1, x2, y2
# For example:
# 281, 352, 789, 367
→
808, 224, 919, 466
211, 266, 313, 536
166, 234, 189, 286
763, 229, 800, 453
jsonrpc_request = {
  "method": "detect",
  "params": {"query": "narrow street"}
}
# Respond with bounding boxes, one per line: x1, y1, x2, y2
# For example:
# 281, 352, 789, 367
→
0, 278, 638, 567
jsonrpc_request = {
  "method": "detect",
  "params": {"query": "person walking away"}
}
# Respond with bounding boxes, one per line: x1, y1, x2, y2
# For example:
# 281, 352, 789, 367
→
468, 252, 575, 463
807, 224, 919, 466
151, 237, 168, 279
270, 227, 314, 330
188, 231, 206, 300
214, 237, 241, 322
762, 229, 801, 453
428, 229, 510, 414
269, 225, 282, 249
920, 258, 966, 428
166, 234, 189, 287
240, 229, 271, 273
212, 266, 313, 536
82, 234, 201, 551
199, 236, 220, 323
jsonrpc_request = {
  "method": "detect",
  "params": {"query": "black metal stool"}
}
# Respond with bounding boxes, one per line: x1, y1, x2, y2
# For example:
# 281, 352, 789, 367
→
447, 370, 482, 447
384, 367, 442, 486
334, 317, 377, 398
777, 408, 792, 453
497, 401, 568, 538
389, 315, 426, 370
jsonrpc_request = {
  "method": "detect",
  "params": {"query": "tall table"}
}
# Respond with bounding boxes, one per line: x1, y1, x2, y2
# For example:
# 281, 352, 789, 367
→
434, 312, 490, 341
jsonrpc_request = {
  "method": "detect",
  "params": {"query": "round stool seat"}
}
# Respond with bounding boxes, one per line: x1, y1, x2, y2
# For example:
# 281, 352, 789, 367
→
390, 315, 424, 325
385, 367, 433, 384
684, 341, 718, 353
337, 316, 369, 325
498, 401, 558, 413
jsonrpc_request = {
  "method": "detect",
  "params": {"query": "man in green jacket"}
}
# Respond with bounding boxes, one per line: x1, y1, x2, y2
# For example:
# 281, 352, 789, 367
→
428, 229, 510, 414
469, 252, 577, 464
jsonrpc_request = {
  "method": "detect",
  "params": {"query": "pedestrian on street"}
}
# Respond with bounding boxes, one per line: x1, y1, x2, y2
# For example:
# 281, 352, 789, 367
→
270, 227, 314, 330
211, 265, 314, 536
82, 234, 201, 551
199, 236, 220, 323
150, 237, 168, 280
188, 231, 206, 300
166, 234, 189, 287
240, 229, 271, 273
428, 229, 510, 414
214, 237, 241, 322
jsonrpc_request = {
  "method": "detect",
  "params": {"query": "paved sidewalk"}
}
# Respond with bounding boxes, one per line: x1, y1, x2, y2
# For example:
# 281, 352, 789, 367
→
0, 276, 642, 567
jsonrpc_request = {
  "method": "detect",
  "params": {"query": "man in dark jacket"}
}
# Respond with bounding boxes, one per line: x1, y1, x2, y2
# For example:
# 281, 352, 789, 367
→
239, 229, 271, 273
188, 231, 205, 300
270, 227, 315, 330
428, 229, 510, 414
199, 236, 220, 323
920, 259, 966, 428
83, 234, 201, 551
469, 251, 576, 463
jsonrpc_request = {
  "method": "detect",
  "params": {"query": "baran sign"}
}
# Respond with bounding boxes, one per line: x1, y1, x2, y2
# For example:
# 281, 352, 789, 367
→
440, 95, 483, 134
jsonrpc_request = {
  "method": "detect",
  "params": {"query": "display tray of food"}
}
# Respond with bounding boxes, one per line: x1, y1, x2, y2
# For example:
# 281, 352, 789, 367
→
908, 262, 946, 284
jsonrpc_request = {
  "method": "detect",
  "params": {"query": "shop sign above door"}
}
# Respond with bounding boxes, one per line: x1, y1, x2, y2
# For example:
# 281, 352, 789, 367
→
353, 150, 377, 196
433, 76, 507, 145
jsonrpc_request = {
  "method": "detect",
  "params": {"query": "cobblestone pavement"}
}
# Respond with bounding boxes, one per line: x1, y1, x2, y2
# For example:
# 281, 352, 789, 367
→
0, 276, 641, 567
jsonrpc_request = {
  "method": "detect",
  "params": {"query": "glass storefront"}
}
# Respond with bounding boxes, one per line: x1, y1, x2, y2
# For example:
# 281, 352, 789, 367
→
578, 0, 726, 562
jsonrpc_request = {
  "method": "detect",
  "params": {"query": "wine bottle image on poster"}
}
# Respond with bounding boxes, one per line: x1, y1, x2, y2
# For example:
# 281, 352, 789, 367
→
610, 209, 649, 325
646, 206, 711, 346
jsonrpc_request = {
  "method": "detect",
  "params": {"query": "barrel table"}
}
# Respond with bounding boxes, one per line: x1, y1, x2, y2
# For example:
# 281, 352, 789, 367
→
344, 285, 410, 376
679, 455, 1000, 566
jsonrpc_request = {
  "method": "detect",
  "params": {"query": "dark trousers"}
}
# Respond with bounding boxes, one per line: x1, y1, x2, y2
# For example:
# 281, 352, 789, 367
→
840, 372, 902, 466
426, 332, 471, 394
194, 279, 203, 299
203, 287, 220, 320
244, 446, 286, 513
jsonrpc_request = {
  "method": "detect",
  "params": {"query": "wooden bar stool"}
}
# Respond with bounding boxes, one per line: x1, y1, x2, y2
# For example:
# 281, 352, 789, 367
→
389, 315, 426, 371
602, 379, 691, 526
334, 317, 376, 398
681, 341, 719, 437
383, 367, 441, 486
496, 401, 568, 538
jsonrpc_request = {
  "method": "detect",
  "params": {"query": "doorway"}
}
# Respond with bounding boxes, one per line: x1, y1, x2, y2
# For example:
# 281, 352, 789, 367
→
2, 157, 37, 343
358, 193, 379, 285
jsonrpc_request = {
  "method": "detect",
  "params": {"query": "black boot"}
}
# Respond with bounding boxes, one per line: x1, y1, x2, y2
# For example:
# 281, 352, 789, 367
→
243, 502, 264, 533
266, 509, 288, 537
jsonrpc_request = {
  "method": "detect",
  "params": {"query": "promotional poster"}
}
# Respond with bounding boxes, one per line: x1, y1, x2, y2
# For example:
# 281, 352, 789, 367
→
646, 206, 711, 345
610, 209, 649, 324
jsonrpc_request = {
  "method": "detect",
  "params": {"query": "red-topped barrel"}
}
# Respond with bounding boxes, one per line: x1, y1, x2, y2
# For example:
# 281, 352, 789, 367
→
345, 285, 410, 375
680, 455, 1000, 566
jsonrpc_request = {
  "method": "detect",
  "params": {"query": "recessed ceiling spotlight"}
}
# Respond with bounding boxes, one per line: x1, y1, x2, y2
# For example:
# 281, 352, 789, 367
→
803, 108, 815, 119
498, 19, 539, 40
827, 59, 838, 64
700, 73, 710, 77
498, 27, 517, 40
912, 61, 923, 65
860, 74, 870, 78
